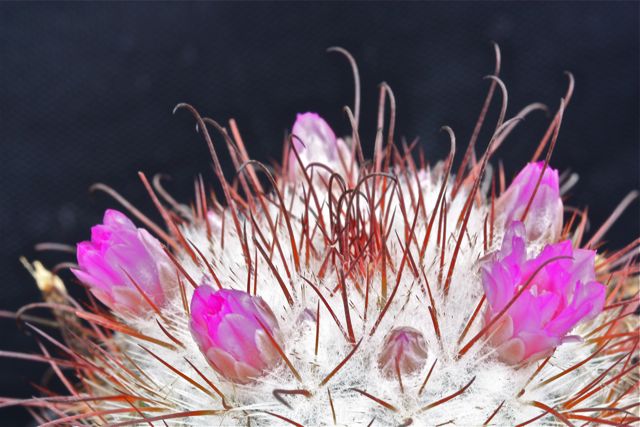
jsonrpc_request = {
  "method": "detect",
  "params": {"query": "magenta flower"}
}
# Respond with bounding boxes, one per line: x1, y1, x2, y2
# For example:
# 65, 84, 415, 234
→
378, 327, 428, 377
190, 286, 282, 384
288, 112, 354, 180
72, 209, 175, 315
497, 162, 563, 242
481, 221, 606, 364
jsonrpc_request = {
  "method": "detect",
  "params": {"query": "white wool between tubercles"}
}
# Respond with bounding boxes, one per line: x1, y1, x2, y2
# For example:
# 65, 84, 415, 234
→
92, 165, 626, 427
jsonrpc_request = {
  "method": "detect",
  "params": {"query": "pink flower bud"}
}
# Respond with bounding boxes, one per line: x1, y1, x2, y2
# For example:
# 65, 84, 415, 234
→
378, 327, 428, 377
481, 221, 606, 365
189, 286, 282, 384
497, 162, 563, 242
72, 209, 175, 315
288, 112, 354, 180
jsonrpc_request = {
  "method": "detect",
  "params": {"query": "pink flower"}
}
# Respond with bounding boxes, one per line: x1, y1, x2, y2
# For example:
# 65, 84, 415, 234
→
190, 286, 282, 384
481, 221, 606, 364
378, 327, 428, 377
288, 112, 354, 180
497, 162, 563, 242
72, 209, 174, 315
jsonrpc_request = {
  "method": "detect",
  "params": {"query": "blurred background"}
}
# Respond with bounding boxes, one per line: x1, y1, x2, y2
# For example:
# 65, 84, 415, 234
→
1, 2, 638, 425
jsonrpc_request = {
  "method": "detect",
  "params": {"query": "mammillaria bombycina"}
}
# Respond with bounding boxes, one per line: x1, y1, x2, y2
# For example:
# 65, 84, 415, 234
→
10, 47, 638, 425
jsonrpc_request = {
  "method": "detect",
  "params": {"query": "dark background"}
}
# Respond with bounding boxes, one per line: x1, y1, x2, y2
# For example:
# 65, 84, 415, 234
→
1, 2, 638, 425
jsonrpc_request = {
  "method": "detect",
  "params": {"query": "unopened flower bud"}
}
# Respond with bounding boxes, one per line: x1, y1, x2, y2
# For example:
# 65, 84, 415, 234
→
72, 209, 174, 316
496, 162, 563, 242
190, 286, 282, 384
288, 112, 355, 181
378, 327, 428, 377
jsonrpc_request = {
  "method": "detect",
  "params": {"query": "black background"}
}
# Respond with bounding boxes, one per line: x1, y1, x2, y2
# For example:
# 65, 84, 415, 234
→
1, 3, 638, 425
